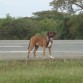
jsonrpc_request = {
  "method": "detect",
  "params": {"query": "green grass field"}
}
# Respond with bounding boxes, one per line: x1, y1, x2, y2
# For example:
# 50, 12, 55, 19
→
0, 59, 83, 83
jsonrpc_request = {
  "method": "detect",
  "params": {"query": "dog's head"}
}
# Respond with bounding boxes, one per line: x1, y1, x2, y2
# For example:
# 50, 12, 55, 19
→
47, 32, 56, 42
46, 32, 56, 47
47, 32, 56, 38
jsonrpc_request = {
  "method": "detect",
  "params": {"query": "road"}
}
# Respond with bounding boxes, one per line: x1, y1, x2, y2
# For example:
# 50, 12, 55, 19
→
0, 40, 83, 60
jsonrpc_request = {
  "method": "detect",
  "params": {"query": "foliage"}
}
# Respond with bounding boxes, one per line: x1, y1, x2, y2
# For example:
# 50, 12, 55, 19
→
68, 14, 83, 39
0, 10, 83, 39
33, 10, 64, 20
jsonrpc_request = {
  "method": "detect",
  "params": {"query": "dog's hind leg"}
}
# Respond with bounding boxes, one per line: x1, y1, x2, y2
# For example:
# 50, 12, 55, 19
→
26, 45, 34, 63
28, 44, 34, 58
33, 45, 39, 58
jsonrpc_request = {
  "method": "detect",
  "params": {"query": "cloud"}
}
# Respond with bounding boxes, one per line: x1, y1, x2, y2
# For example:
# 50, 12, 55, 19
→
0, 0, 20, 6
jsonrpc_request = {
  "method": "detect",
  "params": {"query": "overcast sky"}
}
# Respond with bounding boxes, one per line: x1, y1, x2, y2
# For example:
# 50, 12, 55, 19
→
0, 0, 52, 18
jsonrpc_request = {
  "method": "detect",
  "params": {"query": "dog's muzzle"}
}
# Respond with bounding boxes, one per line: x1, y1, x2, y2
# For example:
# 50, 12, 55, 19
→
50, 38, 53, 41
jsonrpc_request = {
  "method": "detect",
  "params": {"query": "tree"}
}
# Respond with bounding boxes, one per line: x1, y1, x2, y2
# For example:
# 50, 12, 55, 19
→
33, 10, 64, 20
50, 0, 83, 14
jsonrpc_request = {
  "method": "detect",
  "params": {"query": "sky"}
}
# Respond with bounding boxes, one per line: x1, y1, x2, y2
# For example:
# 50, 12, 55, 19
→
0, 0, 52, 18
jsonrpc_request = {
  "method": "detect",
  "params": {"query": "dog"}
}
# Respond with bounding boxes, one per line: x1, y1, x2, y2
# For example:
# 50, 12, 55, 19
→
27, 32, 56, 58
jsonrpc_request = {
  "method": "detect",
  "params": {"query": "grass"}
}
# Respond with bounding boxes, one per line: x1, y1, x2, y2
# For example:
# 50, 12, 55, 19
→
0, 59, 83, 83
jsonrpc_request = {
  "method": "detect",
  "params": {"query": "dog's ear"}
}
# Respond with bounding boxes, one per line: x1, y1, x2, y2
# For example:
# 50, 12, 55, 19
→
47, 32, 56, 36
53, 32, 56, 36
47, 32, 50, 36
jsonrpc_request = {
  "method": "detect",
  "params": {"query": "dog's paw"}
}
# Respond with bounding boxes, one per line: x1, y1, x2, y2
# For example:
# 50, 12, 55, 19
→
43, 56, 46, 59
50, 56, 54, 59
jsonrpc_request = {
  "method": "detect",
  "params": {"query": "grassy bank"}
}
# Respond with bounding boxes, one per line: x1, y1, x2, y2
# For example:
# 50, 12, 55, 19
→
0, 59, 83, 83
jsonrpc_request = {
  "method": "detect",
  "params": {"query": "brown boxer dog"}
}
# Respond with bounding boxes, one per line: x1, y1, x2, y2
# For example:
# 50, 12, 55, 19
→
27, 32, 56, 58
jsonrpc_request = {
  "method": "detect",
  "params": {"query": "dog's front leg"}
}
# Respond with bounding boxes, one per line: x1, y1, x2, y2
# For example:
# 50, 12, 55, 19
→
48, 47, 51, 55
43, 46, 46, 58
48, 47, 54, 59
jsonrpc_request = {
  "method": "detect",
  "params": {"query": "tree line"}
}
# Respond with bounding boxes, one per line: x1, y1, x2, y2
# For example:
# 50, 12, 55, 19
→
0, 0, 83, 40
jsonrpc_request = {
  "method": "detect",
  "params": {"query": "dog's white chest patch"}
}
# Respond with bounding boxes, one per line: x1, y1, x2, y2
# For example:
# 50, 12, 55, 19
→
47, 42, 52, 47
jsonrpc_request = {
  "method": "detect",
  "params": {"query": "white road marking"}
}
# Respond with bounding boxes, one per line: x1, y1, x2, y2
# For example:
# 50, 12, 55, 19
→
0, 51, 83, 53
0, 46, 24, 47
0, 43, 28, 45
